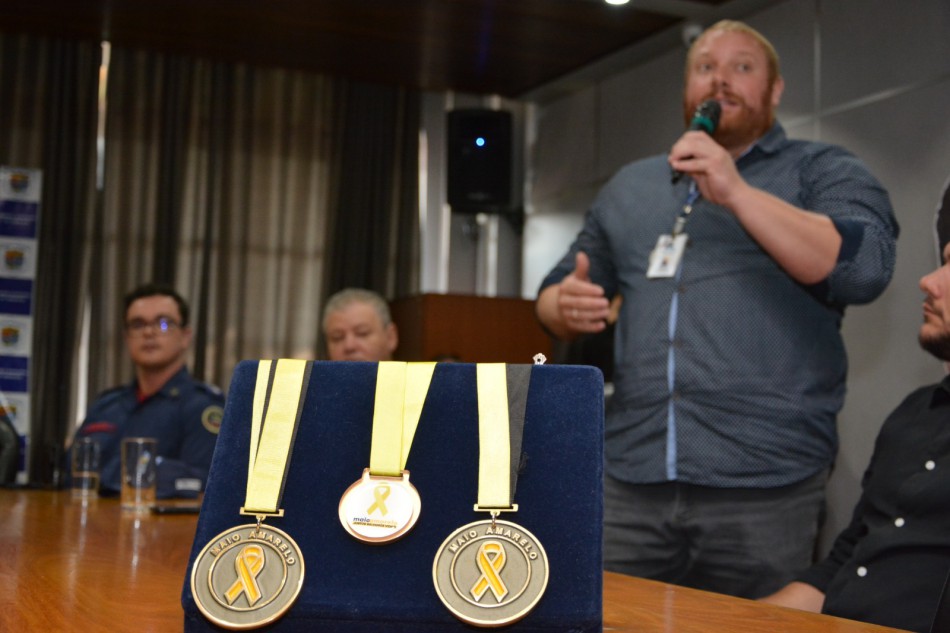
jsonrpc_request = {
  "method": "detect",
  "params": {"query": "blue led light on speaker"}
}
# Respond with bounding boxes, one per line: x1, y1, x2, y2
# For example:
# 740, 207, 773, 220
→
475, 137, 486, 147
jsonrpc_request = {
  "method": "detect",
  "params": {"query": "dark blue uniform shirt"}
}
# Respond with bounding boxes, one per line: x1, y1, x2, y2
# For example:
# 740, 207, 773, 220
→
540, 123, 899, 488
77, 366, 224, 498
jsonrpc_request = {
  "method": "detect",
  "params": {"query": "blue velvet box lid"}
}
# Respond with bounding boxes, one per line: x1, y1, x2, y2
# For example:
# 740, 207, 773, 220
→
182, 361, 604, 632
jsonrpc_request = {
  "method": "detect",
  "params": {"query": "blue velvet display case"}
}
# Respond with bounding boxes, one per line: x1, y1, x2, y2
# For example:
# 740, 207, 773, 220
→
182, 361, 604, 632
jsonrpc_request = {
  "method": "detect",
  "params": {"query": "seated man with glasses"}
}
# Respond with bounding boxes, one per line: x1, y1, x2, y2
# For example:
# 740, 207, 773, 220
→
74, 283, 224, 498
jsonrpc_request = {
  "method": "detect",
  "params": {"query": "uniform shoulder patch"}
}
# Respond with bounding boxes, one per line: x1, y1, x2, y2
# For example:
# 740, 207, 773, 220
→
201, 405, 224, 434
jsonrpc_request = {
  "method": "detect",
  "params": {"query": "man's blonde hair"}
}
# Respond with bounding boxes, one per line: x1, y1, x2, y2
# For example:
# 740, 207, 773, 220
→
685, 20, 781, 87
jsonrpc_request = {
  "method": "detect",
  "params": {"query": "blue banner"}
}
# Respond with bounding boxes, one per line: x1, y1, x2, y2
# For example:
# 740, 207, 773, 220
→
0, 166, 41, 483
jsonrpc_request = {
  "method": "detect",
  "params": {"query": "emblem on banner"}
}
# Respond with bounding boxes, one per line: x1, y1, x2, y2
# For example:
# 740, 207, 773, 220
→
2, 327, 19, 346
190, 523, 305, 630
9, 172, 29, 193
432, 518, 549, 627
4, 249, 24, 269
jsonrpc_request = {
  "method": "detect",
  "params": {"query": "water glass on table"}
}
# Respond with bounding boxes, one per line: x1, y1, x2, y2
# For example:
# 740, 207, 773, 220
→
70, 437, 100, 499
121, 437, 157, 512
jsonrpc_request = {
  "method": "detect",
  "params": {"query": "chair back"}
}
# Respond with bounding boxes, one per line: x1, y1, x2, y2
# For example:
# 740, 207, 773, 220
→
0, 415, 19, 484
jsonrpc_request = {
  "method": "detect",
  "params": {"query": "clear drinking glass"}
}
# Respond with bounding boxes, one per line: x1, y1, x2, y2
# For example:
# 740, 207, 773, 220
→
120, 437, 157, 512
70, 437, 100, 499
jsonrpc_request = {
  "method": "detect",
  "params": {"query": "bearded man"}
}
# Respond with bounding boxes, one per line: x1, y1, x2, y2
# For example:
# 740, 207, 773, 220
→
536, 20, 899, 598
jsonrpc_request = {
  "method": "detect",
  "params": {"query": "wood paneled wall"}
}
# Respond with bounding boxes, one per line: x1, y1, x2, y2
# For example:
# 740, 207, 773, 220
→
390, 294, 552, 363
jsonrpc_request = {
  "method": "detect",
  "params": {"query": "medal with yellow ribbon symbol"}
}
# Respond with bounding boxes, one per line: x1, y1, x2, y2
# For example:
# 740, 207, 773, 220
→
191, 359, 310, 630
432, 362, 549, 627
339, 361, 436, 544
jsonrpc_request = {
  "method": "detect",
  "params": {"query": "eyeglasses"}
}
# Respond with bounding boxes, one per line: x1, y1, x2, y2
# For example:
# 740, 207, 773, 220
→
125, 317, 181, 335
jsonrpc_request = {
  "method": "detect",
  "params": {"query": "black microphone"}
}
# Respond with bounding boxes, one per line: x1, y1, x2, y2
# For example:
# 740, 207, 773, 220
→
671, 99, 722, 183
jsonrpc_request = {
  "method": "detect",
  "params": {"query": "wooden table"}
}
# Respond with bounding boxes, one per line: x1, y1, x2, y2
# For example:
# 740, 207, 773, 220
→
0, 489, 906, 632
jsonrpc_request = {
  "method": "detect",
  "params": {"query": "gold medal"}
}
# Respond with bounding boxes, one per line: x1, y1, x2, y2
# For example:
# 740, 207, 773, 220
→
433, 362, 549, 627
432, 517, 549, 627
190, 522, 304, 630
339, 361, 434, 544
191, 359, 311, 630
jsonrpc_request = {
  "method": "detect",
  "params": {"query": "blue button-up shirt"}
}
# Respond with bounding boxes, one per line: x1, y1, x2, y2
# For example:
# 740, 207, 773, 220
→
540, 123, 899, 487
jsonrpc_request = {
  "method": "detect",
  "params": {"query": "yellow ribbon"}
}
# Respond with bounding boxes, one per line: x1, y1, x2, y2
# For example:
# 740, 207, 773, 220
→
224, 544, 266, 606
476, 364, 510, 509
470, 542, 508, 602
245, 359, 309, 514
368, 361, 435, 477
366, 483, 391, 516
248, 360, 272, 486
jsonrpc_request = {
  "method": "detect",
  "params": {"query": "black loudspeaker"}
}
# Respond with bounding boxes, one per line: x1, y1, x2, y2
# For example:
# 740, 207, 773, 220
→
447, 109, 512, 213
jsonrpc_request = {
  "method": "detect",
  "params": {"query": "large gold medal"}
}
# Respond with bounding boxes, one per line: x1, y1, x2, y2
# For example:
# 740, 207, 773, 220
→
433, 362, 549, 627
191, 359, 312, 630
432, 518, 549, 627
190, 522, 305, 630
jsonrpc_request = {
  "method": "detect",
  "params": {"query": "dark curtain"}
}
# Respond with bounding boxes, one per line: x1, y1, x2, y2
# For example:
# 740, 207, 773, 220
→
93, 49, 420, 389
87, 50, 196, 394
323, 81, 421, 299
190, 62, 233, 382
0, 35, 422, 485
153, 56, 193, 284
0, 35, 100, 485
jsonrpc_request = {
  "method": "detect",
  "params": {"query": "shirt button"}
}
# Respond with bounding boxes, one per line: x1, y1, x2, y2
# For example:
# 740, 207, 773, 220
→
926, 460, 936, 470
857, 566, 868, 577
894, 517, 905, 527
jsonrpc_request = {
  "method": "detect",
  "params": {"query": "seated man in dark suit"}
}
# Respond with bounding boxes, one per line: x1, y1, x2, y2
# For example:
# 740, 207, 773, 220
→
760, 242, 950, 632
74, 283, 224, 498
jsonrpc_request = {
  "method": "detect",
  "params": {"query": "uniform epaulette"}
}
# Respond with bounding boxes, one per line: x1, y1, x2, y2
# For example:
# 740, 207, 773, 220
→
196, 381, 224, 398
92, 384, 128, 405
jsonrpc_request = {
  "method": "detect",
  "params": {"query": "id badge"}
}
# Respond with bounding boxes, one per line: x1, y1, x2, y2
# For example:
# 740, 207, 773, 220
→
646, 233, 687, 279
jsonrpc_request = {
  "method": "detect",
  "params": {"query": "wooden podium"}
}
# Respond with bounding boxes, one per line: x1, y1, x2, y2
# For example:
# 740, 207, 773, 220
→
390, 293, 552, 363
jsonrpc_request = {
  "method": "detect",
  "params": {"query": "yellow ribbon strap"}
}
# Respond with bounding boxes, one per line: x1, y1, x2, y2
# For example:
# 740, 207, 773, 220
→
224, 544, 266, 606
368, 361, 435, 477
470, 542, 508, 602
403, 362, 436, 466
244, 359, 310, 514
476, 363, 510, 509
249, 360, 272, 486
369, 362, 406, 476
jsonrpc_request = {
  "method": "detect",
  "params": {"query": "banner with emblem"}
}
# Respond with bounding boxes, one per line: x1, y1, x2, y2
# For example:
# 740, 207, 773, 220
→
0, 166, 42, 483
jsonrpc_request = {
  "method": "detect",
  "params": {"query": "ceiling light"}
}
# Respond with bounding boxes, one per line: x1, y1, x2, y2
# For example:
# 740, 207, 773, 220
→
605, 0, 630, 5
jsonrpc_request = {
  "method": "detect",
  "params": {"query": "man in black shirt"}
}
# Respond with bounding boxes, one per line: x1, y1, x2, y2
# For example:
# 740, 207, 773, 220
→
761, 242, 950, 632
